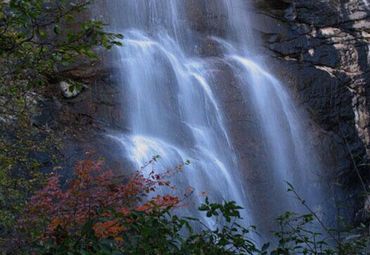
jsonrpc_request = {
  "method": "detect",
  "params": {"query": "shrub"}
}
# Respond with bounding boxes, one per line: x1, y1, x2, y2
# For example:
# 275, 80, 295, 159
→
0, 0, 122, 90
12, 159, 260, 254
0, 0, 122, 248
5, 159, 369, 254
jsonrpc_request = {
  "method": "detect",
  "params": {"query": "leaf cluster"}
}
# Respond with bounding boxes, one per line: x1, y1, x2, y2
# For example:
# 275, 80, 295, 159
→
10, 160, 262, 255
0, 0, 122, 91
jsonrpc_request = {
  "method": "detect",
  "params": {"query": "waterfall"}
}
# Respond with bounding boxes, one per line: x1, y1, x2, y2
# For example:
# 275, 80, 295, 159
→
103, 0, 327, 233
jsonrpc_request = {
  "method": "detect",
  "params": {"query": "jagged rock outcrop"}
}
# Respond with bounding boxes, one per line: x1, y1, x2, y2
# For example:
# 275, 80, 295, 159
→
254, 0, 370, 214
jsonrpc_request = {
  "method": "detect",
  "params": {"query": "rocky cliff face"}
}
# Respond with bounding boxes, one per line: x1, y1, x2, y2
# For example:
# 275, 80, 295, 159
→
32, 0, 370, 223
254, 0, 370, 215
29, 61, 127, 177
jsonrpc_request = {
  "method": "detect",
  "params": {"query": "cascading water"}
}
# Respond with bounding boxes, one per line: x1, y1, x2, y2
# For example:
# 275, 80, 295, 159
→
103, 0, 327, 234
104, 0, 253, 228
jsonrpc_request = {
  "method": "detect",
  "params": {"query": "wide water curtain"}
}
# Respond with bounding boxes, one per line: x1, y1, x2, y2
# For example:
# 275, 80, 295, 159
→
105, 0, 251, 227
105, 0, 327, 233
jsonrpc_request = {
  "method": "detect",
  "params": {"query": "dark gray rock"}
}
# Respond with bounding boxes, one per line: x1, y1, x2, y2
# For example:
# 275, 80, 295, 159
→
254, 0, 370, 218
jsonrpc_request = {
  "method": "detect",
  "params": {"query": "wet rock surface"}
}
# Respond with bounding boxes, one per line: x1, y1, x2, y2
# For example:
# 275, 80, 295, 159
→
254, 0, 370, 217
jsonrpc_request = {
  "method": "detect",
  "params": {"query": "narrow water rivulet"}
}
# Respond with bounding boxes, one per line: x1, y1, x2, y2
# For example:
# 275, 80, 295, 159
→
104, 0, 329, 235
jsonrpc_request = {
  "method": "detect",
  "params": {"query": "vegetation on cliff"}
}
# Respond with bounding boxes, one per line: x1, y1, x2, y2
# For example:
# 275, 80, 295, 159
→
0, 0, 121, 248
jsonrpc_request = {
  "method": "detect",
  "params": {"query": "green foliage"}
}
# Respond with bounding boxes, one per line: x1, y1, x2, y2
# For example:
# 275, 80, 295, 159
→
272, 211, 332, 254
0, 111, 56, 245
268, 183, 369, 255
9, 162, 368, 255
0, 0, 122, 250
0, 0, 122, 90
27, 198, 261, 255
270, 211, 369, 255
12, 160, 261, 254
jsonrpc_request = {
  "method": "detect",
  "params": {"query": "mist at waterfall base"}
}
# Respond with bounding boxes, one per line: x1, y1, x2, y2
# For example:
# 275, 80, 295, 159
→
102, 0, 333, 238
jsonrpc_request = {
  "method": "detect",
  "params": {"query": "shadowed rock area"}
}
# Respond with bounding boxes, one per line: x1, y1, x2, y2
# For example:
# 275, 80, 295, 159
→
254, 0, 370, 220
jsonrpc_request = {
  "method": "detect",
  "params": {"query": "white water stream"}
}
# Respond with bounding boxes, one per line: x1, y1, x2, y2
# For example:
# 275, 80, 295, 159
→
103, 0, 326, 232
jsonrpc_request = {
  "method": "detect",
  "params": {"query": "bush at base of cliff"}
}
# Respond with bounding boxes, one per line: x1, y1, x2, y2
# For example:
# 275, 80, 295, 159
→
7, 159, 368, 255
13, 159, 260, 255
